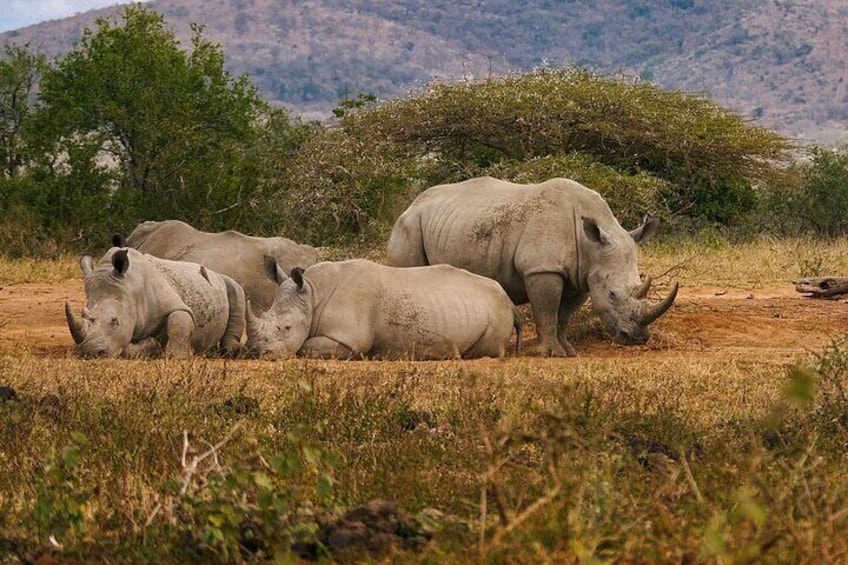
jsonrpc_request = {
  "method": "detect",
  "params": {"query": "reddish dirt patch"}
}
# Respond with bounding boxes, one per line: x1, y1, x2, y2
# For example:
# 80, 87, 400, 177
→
1, 280, 846, 361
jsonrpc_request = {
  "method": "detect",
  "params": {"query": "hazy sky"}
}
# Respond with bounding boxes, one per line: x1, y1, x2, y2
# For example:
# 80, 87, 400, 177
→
0, 1, 150, 33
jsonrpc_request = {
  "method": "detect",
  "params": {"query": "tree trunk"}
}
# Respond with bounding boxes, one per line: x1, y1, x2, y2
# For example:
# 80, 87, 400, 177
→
793, 277, 848, 299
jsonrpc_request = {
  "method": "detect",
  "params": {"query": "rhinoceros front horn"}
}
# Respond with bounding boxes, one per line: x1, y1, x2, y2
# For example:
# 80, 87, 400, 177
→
65, 301, 87, 344
638, 282, 679, 325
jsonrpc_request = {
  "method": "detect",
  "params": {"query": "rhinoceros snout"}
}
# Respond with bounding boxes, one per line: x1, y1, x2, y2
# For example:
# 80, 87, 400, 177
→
76, 345, 111, 359
615, 327, 650, 345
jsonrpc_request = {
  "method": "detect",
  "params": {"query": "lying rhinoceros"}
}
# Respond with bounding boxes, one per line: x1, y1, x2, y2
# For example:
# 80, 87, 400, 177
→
65, 247, 246, 358
386, 176, 678, 356
114, 219, 319, 314
245, 258, 521, 360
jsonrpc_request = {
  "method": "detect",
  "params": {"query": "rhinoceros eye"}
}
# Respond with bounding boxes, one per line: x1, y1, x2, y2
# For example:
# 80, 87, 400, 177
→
111, 316, 120, 326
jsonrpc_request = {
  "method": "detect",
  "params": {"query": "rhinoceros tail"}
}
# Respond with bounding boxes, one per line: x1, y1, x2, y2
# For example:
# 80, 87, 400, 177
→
512, 309, 522, 356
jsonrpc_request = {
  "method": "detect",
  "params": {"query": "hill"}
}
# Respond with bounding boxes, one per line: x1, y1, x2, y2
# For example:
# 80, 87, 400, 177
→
3, 0, 847, 145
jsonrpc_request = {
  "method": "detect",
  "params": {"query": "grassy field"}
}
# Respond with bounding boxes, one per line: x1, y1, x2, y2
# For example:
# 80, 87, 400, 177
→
2, 236, 848, 563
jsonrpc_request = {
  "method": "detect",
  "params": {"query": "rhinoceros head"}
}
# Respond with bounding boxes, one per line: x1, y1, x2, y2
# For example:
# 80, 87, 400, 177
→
582, 216, 677, 345
65, 249, 137, 358
245, 256, 312, 358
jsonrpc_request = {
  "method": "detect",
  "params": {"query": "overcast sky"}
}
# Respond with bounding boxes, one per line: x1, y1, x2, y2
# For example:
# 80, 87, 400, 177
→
0, 1, 149, 33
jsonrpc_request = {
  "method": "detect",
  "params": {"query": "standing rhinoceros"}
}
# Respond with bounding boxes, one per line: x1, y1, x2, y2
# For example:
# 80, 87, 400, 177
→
245, 258, 521, 360
386, 176, 677, 357
65, 247, 246, 358
113, 220, 319, 314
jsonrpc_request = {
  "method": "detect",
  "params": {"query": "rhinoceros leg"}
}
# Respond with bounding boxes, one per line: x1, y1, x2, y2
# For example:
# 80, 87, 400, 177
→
123, 337, 163, 358
300, 336, 357, 360
557, 293, 588, 357
164, 310, 195, 358
526, 273, 572, 357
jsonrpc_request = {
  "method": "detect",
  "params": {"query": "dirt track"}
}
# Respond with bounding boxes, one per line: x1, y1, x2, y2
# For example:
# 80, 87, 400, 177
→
2, 278, 846, 363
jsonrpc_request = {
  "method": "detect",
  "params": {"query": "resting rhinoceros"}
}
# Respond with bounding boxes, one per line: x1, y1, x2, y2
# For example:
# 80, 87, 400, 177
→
65, 247, 246, 358
386, 176, 677, 356
114, 220, 319, 314
245, 258, 521, 360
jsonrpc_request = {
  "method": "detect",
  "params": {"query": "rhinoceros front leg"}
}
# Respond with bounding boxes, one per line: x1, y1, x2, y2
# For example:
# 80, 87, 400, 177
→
123, 336, 163, 358
526, 273, 572, 357
163, 310, 195, 358
557, 293, 588, 357
299, 336, 357, 360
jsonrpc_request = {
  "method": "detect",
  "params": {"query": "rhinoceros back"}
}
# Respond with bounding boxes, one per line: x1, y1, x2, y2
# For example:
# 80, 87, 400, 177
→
308, 259, 516, 359
388, 177, 605, 303
125, 219, 318, 313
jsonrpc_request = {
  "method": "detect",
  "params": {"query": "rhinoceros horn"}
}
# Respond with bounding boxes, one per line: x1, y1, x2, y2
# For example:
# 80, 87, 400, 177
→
65, 301, 87, 344
637, 282, 679, 325
631, 276, 653, 299
245, 300, 265, 336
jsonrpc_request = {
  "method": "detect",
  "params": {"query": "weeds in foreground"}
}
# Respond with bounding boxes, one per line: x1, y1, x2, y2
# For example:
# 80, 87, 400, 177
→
1, 355, 848, 563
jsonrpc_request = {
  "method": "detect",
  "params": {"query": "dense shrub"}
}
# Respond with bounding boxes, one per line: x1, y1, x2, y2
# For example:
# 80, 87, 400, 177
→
0, 8, 318, 254
794, 148, 848, 237
281, 68, 793, 244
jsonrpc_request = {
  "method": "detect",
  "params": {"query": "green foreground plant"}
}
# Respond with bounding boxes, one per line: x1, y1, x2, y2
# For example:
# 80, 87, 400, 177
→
1, 352, 847, 563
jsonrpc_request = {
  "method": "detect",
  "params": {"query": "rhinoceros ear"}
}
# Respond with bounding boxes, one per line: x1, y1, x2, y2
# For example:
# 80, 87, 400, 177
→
291, 268, 305, 292
111, 233, 127, 248
629, 217, 659, 244
581, 216, 611, 246
80, 255, 95, 276
263, 255, 287, 285
112, 248, 130, 277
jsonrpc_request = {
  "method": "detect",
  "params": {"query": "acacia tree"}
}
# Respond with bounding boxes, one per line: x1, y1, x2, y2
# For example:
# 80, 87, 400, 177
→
0, 44, 45, 179
32, 6, 266, 241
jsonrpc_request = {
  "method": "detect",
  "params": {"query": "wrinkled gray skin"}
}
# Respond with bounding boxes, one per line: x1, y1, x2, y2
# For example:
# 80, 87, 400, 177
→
386, 176, 678, 357
246, 258, 521, 360
115, 220, 319, 314
65, 247, 246, 358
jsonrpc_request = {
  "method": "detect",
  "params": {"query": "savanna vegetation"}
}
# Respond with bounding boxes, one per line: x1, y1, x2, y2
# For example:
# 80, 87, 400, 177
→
2, 5, 848, 564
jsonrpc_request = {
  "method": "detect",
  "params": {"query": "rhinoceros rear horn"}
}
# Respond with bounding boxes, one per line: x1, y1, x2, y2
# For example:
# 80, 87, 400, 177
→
638, 282, 679, 325
632, 276, 653, 299
111, 233, 126, 247
65, 301, 86, 344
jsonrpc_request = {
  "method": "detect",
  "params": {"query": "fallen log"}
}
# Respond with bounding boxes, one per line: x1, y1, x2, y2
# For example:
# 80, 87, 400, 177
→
793, 277, 848, 299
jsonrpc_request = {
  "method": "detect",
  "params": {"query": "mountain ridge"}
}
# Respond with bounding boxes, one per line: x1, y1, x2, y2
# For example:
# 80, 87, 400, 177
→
3, 0, 846, 145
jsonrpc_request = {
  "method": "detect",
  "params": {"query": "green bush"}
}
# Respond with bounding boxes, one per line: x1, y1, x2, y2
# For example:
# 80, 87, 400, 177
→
795, 148, 848, 237
281, 67, 793, 244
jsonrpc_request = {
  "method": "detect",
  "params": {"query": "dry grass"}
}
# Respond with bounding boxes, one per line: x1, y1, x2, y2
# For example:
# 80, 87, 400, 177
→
0, 254, 80, 285
643, 234, 848, 287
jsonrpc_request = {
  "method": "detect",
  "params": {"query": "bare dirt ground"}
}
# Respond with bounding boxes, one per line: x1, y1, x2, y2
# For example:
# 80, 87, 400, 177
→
2, 278, 846, 363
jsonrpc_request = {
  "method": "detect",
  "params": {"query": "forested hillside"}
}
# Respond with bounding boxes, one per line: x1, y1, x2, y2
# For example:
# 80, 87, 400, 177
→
2, 0, 846, 143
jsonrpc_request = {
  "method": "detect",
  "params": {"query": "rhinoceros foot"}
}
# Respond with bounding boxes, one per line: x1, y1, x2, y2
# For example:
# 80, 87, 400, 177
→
527, 339, 577, 357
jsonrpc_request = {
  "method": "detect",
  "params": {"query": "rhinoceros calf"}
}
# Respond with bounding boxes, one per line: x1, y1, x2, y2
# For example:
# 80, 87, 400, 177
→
386, 176, 677, 357
114, 220, 319, 314
65, 247, 246, 358
245, 258, 521, 360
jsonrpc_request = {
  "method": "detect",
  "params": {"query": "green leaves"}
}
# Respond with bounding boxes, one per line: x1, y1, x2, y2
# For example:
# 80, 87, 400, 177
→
19, 6, 278, 247
33, 433, 91, 544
